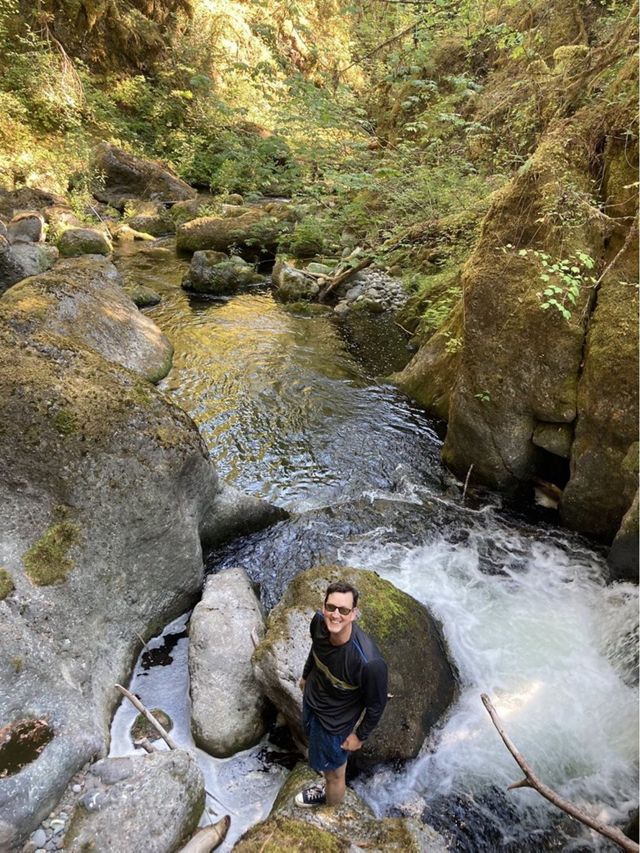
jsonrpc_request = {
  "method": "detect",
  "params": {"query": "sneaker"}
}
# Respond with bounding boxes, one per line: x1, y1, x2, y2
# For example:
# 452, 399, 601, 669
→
295, 783, 326, 808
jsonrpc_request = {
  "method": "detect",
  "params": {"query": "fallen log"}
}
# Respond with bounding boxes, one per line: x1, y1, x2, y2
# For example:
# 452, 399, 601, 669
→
481, 693, 639, 852
177, 816, 231, 853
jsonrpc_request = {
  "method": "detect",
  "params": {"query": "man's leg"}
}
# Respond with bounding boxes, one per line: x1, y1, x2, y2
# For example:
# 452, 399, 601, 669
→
323, 762, 347, 806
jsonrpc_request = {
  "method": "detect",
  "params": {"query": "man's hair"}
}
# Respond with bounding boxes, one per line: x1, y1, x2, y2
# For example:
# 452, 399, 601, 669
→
324, 581, 359, 607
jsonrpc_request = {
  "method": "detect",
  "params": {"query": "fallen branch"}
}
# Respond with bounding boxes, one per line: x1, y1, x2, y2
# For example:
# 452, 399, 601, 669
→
318, 256, 373, 302
481, 693, 639, 852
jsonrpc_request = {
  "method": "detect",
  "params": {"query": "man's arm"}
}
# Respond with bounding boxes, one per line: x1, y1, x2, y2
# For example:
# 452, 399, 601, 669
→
354, 657, 388, 741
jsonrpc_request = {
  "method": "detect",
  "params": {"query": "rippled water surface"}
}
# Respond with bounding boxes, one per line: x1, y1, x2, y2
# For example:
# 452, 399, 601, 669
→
112, 242, 638, 851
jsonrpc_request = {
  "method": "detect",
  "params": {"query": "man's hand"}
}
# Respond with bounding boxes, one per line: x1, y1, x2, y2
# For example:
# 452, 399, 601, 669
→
341, 732, 363, 752
298, 677, 306, 691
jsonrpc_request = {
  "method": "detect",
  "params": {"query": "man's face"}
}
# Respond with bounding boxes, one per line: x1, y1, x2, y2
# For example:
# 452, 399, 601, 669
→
323, 591, 357, 636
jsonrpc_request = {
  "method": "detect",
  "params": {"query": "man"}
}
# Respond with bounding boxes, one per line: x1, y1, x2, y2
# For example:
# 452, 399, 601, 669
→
295, 580, 388, 807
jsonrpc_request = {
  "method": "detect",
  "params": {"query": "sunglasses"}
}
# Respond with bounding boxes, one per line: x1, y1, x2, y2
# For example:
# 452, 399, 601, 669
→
324, 602, 354, 616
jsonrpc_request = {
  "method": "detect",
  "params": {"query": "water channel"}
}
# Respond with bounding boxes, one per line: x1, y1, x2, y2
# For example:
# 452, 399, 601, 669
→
110, 240, 638, 851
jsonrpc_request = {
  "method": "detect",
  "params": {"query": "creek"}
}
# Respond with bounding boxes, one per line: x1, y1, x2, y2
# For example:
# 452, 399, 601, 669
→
110, 239, 638, 851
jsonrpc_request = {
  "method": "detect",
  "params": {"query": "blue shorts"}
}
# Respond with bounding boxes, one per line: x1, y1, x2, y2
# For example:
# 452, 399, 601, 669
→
303, 702, 350, 773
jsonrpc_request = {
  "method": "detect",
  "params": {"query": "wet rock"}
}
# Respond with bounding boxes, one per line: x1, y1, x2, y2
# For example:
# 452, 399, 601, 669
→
234, 764, 447, 852
532, 422, 573, 458
189, 568, 267, 756
65, 751, 204, 853
272, 261, 319, 302
111, 223, 155, 242
0, 256, 173, 383
252, 565, 457, 769
130, 709, 172, 745
181, 251, 262, 296
176, 203, 298, 259
607, 491, 639, 582
123, 283, 162, 308
57, 227, 112, 257
7, 211, 45, 244
93, 142, 196, 210
0, 238, 58, 293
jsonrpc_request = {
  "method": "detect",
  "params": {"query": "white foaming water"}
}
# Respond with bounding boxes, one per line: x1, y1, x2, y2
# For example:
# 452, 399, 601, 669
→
341, 512, 638, 846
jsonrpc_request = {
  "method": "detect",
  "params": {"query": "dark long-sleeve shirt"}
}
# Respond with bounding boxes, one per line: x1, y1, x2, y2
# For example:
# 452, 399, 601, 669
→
302, 612, 388, 741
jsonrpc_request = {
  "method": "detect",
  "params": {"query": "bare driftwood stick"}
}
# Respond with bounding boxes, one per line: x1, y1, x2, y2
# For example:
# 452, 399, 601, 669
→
135, 737, 158, 754
177, 816, 231, 853
115, 684, 179, 750
481, 694, 639, 852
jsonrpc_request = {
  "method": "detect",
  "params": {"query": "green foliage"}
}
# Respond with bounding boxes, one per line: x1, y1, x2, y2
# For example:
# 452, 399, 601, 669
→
0, 567, 14, 600
507, 245, 596, 320
278, 216, 327, 258
22, 518, 81, 586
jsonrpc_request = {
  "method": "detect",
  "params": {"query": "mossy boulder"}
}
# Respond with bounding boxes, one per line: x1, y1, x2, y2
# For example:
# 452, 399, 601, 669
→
181, 251, 263, 296
125, 201, 175, 237
57, 227, 112, 257
234, 764, 447, 852
176, 203, 299, 260
93, 142, 196, 210
123, 283, 161, 308
130, 709, 172, 744
0, 256, 173, 383
272, 260, 320, 303
252, 565, 456, 769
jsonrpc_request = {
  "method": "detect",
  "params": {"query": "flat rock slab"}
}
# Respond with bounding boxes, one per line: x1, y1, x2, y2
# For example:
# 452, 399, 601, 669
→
65, 751, 204, 853
0, 255, 173, 383
189, 567, 267, 756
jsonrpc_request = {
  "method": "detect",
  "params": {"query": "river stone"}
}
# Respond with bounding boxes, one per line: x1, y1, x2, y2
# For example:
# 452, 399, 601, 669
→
126, 202, 175, 238
0, 256, 173, 383
57, 227, 112, 257
0, 310, 283, 847
272, 261, 319, 302
7, 211, 45, 244
0, 187, 68, 220
181, 252, 263, 296
93, 142, 196, 210
234, 763, 447, 852
0, 238, 58, 293
124, 283, 162, 308
65, 751, 204, 853
189, 568, 267, 756
252, 565, 457, 769
176, 203, 298, 260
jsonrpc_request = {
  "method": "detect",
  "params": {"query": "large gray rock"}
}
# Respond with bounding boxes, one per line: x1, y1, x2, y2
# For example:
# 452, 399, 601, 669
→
252, 565, 457, 769
0, 256, 173, 383
0, 187, 67, 220
0, 238, 58, 293
234, 763, 447, 852
189, 568, 267, 756
57, 227, 112, 257
607, 491, 638, 582
65, 751, 204, 853
182, 252, 263, 296
7, 211, 45, 244
94, 142, 196, 210
0, 310, 283, 848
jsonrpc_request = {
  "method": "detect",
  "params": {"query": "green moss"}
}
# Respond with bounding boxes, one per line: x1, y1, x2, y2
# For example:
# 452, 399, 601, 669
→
0, 567, 14, 600
53, 408, 77, 435
22, 520, 81, 586
235, 816, 347, 852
